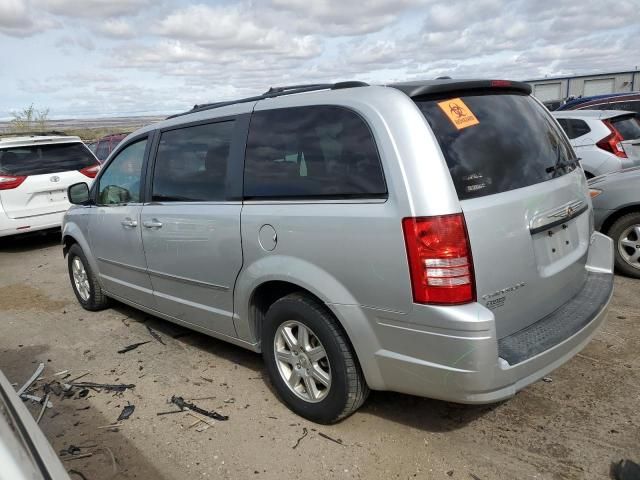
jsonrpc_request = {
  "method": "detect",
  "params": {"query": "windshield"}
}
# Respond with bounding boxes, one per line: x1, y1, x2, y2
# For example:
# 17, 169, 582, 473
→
415, 92, 577, 200
0, 142, 96, 176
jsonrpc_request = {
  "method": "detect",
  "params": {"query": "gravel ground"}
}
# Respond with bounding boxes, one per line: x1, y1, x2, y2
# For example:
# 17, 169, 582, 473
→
0, 231, 638, 480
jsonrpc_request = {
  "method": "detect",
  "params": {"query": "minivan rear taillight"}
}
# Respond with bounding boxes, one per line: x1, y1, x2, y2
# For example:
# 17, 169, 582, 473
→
80, 164, 101, 178
0, 174, 27, 190
402, 214, 476, 305
596, 120, 627, 158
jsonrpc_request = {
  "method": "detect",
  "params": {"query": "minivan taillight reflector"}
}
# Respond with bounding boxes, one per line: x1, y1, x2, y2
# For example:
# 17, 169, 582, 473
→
596, 120, 627, 158
0, 175, 27, 190
402, 214, 476, 305
80, 164, 101, 178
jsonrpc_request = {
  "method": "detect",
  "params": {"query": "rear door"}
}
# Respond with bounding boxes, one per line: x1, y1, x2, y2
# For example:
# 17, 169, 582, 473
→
139, 116, 247, 337
88, 136, 155, 307
0, 142, 98, 219
415, 91, 591, 338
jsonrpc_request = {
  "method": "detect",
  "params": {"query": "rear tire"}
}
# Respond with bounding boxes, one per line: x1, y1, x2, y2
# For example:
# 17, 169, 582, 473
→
68, 243, 111, 310
607, 212, 640, 279
262, 293, 369, 424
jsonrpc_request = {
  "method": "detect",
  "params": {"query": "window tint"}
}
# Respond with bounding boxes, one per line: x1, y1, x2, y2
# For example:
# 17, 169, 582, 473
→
152, 121, 234, 202
416, 93, 577, 200
96, 141, 110, 161
0, 142, 96, 176
610, 115, 640, 140
244, 106, 386, 199
556, 118, 570, 136
570, 119, 591, 138
97, 139, 146, 205
557, 118, 591, 139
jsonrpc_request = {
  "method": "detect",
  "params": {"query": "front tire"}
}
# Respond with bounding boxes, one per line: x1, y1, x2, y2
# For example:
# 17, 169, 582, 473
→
262, 293, 369, 424
608, 212, 640, 279
67, 243, 110, 310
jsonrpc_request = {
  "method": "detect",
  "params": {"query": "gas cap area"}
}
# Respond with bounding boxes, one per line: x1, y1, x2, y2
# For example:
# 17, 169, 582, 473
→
258, 224, 277, 252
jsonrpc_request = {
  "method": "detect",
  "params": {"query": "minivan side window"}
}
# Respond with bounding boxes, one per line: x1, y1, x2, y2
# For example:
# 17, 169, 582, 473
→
244, 106, 386, 199
152, 121, 234, 202
97, 138, 147, 205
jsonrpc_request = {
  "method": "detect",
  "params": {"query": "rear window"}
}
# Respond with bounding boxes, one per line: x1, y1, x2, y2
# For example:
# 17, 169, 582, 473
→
416, 93, 577, 200
0, 142, 96, 176
610, 115, 640, 140
244, 106, 386, 199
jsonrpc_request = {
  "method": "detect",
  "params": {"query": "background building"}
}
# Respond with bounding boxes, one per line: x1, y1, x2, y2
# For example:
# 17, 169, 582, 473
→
524, 70, 640, 110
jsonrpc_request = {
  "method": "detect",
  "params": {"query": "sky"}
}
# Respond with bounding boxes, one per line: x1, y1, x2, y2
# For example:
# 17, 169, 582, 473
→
1, 0, 639, 119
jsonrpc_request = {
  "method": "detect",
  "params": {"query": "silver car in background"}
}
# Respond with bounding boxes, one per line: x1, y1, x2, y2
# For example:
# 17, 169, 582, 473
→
553, 110, 640, 178
590, 167, 640, 278
62, 79, 614, 424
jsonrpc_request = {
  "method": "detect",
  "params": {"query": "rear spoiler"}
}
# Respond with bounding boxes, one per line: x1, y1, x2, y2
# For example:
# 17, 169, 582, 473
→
388, 79, 532, 98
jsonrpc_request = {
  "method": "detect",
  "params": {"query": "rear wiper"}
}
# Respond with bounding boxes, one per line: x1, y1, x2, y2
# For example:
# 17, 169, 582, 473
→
546, 142, 580, 175
546, 159, 580, 174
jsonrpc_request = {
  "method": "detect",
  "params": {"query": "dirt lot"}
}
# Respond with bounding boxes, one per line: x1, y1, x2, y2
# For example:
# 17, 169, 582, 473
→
0, 231, 638, 480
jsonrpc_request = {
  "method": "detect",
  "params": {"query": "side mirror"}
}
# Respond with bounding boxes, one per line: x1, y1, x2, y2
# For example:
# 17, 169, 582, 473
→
68, 182, 91, 205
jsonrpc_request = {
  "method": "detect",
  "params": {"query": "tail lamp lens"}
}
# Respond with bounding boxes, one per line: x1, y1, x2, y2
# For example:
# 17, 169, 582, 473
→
596, 120, 627, 159
80, 164, 101, 178
0, 175, 27, 190
402, 214, 476, 305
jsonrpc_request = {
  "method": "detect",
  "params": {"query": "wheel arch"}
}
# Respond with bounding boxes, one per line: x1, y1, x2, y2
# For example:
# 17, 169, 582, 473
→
61, 223, 101, 279
234, 256, 385, 389
601, 204, 640, 235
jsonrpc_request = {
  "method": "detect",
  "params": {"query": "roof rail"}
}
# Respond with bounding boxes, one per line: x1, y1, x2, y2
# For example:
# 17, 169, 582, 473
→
167, 81, 369, 120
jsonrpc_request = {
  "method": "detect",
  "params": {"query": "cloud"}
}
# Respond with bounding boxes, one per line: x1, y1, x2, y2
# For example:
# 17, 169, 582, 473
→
5, 0, 640, 118
0, 0, 58, 36
55, 34, 95, 51
36, 0, 152, 18
97, 18, 135, 38
269, 0, 429, 35
154, 4, 319, 58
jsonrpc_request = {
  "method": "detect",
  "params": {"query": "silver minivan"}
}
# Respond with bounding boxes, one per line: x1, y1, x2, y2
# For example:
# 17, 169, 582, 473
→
63, 79, 614, 424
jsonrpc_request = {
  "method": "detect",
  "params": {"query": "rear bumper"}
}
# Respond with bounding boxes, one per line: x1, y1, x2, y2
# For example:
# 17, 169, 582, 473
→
346, 232, 614, 403
0, 210, 65, 238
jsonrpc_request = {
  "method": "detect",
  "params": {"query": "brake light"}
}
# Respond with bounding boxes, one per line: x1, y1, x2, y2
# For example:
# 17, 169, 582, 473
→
0, 174, 27, 190
80, 164, 101, 178
596, 120, 627, 158
491, 80, 512, 87
402, 214, 476, 305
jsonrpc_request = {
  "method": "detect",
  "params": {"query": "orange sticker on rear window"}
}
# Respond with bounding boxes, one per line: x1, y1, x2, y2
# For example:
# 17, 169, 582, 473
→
437, 98, 479, 130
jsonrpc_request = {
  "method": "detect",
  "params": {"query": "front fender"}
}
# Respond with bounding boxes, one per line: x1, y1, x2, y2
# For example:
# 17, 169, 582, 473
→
62, 218, 101, 285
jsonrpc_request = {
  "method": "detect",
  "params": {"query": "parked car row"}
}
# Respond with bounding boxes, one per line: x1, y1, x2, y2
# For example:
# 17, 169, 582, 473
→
61, 79, 616, 423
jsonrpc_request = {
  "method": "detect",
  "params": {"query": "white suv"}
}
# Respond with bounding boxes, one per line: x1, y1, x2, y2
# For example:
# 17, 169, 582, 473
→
0, 135, 99, 237
553, 110, 640, 178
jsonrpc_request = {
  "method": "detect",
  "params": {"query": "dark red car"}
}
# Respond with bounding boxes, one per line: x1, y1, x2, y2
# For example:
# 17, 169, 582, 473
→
86, 133, 127, 162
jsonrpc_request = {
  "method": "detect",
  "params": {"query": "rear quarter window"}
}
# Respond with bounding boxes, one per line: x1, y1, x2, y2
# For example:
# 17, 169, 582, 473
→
244, 106, 386, 199
415, 93, 577, 200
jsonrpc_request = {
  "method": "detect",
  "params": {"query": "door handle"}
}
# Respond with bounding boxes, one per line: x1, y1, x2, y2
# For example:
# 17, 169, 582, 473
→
121, 218, 138, 228
143, 219, 163, 229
